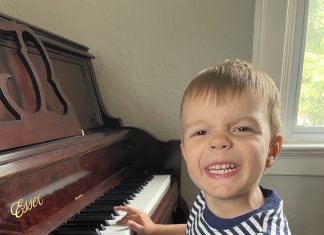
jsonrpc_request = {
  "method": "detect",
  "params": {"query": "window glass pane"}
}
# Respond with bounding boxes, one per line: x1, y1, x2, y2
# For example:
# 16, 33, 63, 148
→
297, 0, 324, 127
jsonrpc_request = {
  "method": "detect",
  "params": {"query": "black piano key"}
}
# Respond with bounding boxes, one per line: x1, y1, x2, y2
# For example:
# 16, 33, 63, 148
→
111, 188, 142, 193
91, 200, 128, 207
72, 220, 109, 227
99, 194, 134, 200
92, 199, 129, 205
78, 210, 114, 215
73, 213, 114, 221
86, 209, 119, 216
61, 220, 107, 229
98, 195, 131, 200
111, 210, 120, 216
109, 185, 143, 190
116, 182, 147, 188
117, 178, 151, 186
83, 204, 117, 212
77, 212, 115, 220
104, 190, 138, 196
83, 205, 113, 210
55, 229, 101, 235
82, 207, 120, 216
59, 222, 106, 231
80, 209, 116, 215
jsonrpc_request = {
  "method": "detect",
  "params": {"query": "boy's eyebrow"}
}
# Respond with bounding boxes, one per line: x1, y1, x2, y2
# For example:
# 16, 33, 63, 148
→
229, 115, 262, 126
182, 120, 207, 131
183, 116, 262, 129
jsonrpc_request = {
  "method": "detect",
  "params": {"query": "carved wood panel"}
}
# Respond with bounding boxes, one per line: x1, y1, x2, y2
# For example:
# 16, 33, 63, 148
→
0, 20, 81, 151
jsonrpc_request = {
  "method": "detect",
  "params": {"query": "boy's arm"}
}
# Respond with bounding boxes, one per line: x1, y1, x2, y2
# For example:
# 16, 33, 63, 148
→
114, 206, 186, 235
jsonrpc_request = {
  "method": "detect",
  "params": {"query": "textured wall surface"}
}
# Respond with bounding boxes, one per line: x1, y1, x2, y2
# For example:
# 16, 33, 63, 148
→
0, 0, 255, 213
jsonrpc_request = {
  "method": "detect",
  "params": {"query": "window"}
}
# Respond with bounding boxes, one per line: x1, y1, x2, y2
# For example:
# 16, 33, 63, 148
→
286, 0, 324, 142
253, 0, 324, 143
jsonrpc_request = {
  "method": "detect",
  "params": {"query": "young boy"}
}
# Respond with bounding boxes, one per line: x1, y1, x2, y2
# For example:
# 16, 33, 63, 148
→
114, 59, 291, 234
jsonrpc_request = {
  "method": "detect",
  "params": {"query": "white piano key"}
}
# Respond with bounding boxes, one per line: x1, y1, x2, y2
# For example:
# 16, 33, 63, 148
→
100, 175, 170, 235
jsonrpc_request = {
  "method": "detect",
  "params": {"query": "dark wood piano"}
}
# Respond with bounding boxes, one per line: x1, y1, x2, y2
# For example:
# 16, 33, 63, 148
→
0, 13, 186, 235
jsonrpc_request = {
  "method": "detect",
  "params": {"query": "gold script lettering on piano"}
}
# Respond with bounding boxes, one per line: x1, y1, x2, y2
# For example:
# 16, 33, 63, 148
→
10, 194, 44, 218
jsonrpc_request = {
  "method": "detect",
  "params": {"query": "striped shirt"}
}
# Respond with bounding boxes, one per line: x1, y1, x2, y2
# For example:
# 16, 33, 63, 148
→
186, 187, 291, 235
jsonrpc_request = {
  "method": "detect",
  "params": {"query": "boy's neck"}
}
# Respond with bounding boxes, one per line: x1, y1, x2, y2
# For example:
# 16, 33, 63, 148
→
204, 186, 266, 219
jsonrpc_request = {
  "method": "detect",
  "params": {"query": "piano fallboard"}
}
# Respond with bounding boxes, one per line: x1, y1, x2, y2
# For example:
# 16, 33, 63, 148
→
0, 130, 131, 234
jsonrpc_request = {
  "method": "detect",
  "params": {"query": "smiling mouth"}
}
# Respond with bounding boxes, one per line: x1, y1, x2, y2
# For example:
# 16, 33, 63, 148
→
207, 163, 239, 175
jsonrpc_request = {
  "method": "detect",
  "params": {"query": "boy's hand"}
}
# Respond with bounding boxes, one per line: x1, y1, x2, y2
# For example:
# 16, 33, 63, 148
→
114, 206, 157, 235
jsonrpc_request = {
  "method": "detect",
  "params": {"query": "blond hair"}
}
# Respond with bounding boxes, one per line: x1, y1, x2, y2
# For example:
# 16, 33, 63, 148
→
180, 59, 282, 137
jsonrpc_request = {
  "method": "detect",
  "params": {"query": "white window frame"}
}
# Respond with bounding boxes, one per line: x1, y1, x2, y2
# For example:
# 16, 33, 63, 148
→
285, 0, 324, 142
253, 0, 324, 176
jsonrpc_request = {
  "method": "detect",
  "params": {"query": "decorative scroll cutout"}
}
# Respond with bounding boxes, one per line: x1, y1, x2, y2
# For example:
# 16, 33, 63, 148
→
0, 21, 81, 150
0, 73, 22, 120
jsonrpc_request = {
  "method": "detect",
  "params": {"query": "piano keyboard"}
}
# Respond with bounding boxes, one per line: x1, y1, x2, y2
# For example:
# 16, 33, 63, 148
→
54, 174, 171, 235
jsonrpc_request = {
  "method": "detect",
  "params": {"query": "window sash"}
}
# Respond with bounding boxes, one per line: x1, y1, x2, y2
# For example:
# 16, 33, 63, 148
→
285, 0, 324, 142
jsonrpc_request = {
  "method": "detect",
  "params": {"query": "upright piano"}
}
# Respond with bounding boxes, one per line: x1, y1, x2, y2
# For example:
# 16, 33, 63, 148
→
0, 13, 186, 235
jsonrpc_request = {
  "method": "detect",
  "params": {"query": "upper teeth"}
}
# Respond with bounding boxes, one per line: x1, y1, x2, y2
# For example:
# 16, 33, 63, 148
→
208, 164, 237, 174
208, 164, 235, 170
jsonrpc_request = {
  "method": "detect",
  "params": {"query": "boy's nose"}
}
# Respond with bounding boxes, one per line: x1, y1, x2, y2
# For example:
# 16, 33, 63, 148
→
208, 133, 232, 150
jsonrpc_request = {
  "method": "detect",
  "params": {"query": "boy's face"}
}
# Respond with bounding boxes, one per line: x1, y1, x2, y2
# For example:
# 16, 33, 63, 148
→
181, 93, 282, 203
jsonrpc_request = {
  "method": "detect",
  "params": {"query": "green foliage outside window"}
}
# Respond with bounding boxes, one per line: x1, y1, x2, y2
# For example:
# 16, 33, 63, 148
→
298, 0, 324, 126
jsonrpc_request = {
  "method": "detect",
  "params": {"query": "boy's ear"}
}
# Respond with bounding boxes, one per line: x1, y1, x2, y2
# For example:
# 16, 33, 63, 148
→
266, 135, 283, 168
180, 142, 187, 162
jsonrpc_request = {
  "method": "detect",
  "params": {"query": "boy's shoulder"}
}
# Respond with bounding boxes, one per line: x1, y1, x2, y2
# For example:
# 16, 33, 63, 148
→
186, 188, 291, 234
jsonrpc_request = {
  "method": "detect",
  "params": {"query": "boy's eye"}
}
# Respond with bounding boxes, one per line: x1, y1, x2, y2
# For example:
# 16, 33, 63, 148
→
192, 130, 208, 136
233, 127, 252, 133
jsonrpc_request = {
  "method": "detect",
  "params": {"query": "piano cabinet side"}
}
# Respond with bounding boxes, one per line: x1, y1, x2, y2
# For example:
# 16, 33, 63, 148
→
151, 181, 180, 224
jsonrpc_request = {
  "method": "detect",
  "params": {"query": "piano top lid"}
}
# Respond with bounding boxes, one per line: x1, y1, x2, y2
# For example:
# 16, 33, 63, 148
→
0, 12, 94, 58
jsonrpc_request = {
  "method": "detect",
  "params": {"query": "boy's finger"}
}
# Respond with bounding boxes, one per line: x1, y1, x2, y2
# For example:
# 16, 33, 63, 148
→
114, 206, 139, 213
127, 220, 145, 233
117, 213, 141, 225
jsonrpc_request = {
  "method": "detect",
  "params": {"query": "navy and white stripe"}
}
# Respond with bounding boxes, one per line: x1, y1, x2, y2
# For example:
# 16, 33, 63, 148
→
186, 187, 291, 235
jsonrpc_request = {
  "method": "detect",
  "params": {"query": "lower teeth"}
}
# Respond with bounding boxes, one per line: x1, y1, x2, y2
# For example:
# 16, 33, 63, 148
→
209, 168, 234, 174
